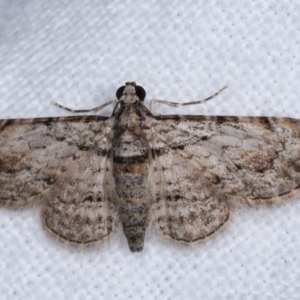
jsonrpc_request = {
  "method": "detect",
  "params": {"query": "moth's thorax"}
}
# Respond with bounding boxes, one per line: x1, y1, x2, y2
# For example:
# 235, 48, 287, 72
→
114, 105, 144, 129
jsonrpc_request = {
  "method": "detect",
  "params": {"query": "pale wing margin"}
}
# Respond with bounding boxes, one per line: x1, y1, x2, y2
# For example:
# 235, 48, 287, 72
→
152, 115, 300, 205
0, 116, 118, 244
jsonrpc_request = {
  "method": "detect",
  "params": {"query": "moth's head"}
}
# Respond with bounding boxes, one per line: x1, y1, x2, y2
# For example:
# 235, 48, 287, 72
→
116, 82, 146, 104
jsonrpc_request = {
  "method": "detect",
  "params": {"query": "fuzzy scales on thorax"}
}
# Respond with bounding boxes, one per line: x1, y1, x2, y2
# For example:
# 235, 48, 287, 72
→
112, 103, 152, 252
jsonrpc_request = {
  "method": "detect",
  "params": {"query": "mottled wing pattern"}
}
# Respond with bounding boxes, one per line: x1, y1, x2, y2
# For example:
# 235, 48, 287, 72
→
150, 115, 300, 242
149, 145, 230, 242
0, 116, 118, 244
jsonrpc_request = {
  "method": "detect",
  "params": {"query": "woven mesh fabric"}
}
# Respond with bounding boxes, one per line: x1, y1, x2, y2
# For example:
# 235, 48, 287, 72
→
1, 1, 300, 299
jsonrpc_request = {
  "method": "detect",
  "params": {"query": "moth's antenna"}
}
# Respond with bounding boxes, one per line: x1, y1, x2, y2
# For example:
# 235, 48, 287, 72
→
150, 86, 228, 114
51, 100, 116, 113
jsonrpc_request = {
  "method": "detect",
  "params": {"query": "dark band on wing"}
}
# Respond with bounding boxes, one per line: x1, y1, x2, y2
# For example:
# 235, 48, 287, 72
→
0, 115, 109, 130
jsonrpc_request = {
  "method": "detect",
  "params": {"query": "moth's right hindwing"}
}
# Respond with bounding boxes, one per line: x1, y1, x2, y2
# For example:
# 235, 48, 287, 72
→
149, 142, 230, 242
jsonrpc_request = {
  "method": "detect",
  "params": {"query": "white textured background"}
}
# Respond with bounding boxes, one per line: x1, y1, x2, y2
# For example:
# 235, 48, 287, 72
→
1, 1, 300, 299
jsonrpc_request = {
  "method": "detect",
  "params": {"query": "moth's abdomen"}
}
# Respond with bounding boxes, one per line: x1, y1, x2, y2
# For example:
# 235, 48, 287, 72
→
113, 147, 150, 252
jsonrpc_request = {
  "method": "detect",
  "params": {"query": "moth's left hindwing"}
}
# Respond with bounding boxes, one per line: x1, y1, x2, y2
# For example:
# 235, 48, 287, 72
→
43, 150, 117, 244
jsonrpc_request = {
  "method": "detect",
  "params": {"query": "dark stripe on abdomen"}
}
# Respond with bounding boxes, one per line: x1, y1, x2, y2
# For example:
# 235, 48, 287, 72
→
113, 155, 150, 252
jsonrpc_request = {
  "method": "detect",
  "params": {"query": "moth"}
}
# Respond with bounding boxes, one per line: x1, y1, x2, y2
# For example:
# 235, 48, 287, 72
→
1, 82, 300, 252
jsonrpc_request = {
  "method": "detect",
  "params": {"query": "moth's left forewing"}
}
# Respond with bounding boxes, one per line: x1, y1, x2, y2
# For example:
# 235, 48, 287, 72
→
0, 116, 112, 206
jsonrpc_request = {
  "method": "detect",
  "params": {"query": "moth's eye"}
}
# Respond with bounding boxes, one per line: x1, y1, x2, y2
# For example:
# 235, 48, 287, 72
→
116, 86, 125, 100
135, 86, 146, 102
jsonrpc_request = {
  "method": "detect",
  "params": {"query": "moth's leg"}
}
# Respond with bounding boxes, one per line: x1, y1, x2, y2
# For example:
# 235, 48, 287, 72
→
150, 86, 227, 114
51, 100, 117, 113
